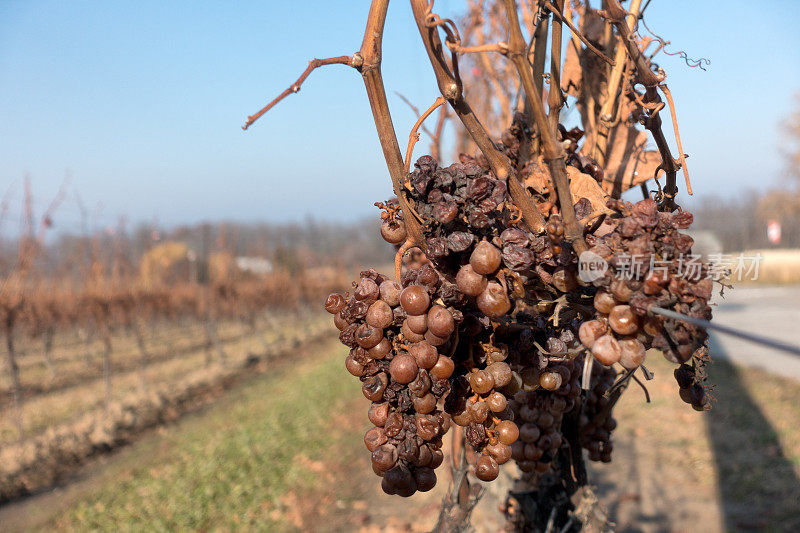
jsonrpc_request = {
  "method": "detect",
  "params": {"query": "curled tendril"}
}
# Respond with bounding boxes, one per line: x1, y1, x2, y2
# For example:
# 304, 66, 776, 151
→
649, 177, 664, 204
423, 2, 462, 46
422, 0, 464, 94
638, 17, 710, 71
631, 85, 664, 113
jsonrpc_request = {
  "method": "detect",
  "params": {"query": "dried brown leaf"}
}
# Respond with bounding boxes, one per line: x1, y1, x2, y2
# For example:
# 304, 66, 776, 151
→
567, 6, 610, 153
577, 5, 607, 42
522, 158, 551, 194
602, 126, 661, 196
567, 166, 611, 216
522, 157, 610, 218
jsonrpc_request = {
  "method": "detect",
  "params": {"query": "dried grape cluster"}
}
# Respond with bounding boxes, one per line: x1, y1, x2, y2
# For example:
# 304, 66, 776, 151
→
326, 266, 459, 496
580, 197, 714, 410
404, 150, 594, 484
507, 357, 580, 479
578, 360, 617, 462
326, 117, 715, 497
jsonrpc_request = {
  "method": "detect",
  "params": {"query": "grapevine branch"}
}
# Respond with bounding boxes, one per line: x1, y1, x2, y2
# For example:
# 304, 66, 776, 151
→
425, 1, 582, 245
357, 0, 427, 250
409, 0, 547, 235
547, 0, 565, 137
530, 11, 549, 155
542, 1, 614, 66
434, 426, 483, 532
242, 56, 357, 130
449, 42, 509, 54
501, 0, 587, 254
593, 0, 643, 166
642, 88, 679, 209
242, 0, 426, 250
604, 0, 681, 210
603, 1, 661, 87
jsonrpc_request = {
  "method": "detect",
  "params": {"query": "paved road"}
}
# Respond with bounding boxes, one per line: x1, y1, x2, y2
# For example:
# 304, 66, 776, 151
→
709, 285, 800, 380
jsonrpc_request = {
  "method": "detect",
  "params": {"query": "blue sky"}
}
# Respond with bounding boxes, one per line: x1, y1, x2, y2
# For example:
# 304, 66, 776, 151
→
1, 1, 798, 233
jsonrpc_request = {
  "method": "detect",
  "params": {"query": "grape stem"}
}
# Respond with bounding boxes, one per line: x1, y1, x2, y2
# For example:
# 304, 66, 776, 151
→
451, 422, 465, 468
630, 372, 651, 402
580, 352, 593, 391
394, 239, 414, 282
404, 96, 447, 174
544, 507, 558, 532
584, 367, 634, 435
447, 329, 460, 358
660, 84, 692, 195
394, 92, 449, 161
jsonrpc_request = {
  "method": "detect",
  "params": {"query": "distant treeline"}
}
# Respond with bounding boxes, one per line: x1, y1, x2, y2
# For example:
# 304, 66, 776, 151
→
0, 217, 393, 280
4, 192, 797, 280
688, 190, 800, 251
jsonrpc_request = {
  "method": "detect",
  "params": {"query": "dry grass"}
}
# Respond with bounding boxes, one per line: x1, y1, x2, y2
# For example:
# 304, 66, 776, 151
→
728, 248, 800, 285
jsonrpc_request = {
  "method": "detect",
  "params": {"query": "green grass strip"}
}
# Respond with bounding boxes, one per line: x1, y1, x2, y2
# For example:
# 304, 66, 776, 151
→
48, 342, 357, 532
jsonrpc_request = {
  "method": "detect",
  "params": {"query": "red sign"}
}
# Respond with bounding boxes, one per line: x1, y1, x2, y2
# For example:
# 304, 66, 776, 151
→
767, 220, 781, 244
